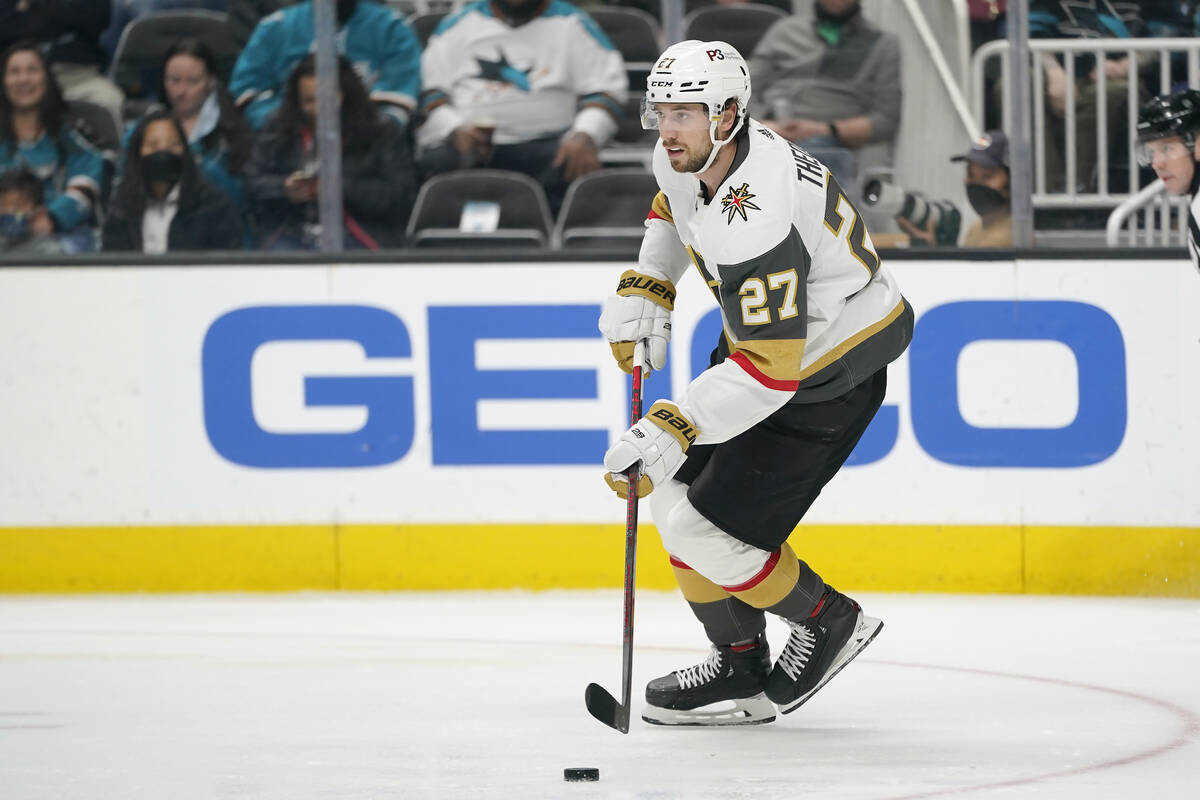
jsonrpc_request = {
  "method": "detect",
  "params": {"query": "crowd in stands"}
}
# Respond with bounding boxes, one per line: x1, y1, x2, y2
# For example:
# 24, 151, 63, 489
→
0, 0, 1198, 257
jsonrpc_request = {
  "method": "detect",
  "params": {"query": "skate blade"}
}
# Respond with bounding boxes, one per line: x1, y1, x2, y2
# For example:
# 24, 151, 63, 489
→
778, 613, 883, 715
642, 693, 776, 727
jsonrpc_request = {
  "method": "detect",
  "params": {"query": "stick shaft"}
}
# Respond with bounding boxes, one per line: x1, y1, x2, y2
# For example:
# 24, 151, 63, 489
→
618, 359, 643, 731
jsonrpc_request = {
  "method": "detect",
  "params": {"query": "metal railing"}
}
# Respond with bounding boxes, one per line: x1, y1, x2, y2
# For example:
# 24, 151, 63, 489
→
1105, 179, 1191, 246
972, 37, 1200, 207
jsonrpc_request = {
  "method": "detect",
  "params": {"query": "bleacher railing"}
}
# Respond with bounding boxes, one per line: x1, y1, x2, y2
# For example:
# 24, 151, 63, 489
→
972, 37, 1200, 209
1105, 178, 1191, 247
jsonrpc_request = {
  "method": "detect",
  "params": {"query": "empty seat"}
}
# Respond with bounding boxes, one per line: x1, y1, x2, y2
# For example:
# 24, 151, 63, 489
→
67, 99, 121, 157
682, 4, 788, 60
108, 10, 240, 109
406, 169, 554, 248
553, 168, 657, 250
588, 6, 662, 91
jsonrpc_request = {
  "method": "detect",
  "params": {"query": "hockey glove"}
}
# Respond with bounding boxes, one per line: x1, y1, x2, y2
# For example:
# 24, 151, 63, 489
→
598, 269, 675, 373
603, 401, 699, 498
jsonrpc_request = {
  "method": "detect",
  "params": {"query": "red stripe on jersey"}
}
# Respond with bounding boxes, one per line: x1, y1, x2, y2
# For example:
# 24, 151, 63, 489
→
669, 555, 692, 570
722, 548, 782, 593
647, 209, 667, 222
730, 351, 800, 391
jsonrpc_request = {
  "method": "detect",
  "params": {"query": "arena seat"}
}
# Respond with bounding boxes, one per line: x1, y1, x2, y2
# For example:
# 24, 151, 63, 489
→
682, 4, 788, 60
553, 168, 657, 250
405, 169, 554, 249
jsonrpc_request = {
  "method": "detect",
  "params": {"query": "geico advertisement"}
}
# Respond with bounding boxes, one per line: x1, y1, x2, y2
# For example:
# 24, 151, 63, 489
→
0, 260, 1197, 527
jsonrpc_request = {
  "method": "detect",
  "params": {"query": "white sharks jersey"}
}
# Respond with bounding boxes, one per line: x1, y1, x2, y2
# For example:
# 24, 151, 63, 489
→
418, 0, 626, 148
635, 121, 913, 445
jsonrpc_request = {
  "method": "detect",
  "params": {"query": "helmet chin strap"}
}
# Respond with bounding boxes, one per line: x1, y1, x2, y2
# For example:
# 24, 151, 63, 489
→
689, 113, 745, 175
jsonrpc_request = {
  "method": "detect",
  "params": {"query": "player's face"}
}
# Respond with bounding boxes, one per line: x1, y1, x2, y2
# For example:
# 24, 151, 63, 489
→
651, 103, 715, 173
1143, 136, 1196, 195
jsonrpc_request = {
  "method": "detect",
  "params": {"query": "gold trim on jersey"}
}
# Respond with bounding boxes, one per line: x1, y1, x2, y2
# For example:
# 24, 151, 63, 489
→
673, 564, 732, 603
733, 338, 807, 382
796, 299, 908, 381
650, 192, 673, 223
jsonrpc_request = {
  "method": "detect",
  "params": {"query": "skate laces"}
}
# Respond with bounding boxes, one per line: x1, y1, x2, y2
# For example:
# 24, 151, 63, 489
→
776, 622, 817, 681
675, 647, 724, 689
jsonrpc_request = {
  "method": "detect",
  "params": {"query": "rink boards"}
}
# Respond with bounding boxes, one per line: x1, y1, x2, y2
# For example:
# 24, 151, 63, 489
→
1, 257, 1197, 595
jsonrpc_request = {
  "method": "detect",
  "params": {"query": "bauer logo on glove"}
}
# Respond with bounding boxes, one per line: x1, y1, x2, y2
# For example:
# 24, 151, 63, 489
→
598, 270, 676, 374
603, 401, 699, 498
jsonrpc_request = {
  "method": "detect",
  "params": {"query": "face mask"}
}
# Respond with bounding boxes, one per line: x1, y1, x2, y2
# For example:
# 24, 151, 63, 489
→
0, 212, 31, 243
493, 0, 540, 25
815, 1, 861, 24
143, 150, 184, 188
966, 183, 1008, 217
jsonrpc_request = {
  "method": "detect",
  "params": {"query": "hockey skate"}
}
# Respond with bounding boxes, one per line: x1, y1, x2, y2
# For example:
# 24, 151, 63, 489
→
642, 634, 776, 726
765, 586, 883, 714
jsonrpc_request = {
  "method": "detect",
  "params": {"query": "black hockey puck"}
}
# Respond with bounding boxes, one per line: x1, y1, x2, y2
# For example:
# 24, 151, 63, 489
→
563, 767, 600, 782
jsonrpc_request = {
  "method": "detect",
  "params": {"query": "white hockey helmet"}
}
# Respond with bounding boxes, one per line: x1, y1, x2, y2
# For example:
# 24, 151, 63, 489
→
641, 40, 752, 172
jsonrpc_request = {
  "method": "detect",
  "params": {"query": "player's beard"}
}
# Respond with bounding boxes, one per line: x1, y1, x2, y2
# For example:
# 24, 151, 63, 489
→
665, 138, 714, 174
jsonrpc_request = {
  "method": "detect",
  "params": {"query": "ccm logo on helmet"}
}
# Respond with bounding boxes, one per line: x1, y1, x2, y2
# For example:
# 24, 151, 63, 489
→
706, 49, 725, 61
649, 80, 673, 87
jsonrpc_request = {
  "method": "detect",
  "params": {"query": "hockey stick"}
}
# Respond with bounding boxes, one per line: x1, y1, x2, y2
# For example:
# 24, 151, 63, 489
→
585, 340, 647, 734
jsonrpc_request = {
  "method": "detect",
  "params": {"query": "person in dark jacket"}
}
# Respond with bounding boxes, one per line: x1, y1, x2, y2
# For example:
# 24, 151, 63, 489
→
245, 53, 416, 250
102, 108, 243, 252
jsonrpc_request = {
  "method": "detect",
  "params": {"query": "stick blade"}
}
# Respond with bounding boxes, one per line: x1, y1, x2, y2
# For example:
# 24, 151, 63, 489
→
584, 683, 629, 733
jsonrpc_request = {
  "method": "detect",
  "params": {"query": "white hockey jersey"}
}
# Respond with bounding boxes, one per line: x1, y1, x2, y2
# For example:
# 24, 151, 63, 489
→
417, 0, 626, 149
637, 122, 914, 446
1189, 189, 1200, 276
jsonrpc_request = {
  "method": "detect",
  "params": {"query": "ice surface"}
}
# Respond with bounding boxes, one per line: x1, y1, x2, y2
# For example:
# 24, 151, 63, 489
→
1, 592, 1197, 799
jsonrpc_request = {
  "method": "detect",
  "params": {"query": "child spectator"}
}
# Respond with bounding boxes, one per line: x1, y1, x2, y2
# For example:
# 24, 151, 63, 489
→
0, 42, 107, 253
244, 54, 417, 250
0, 167, 65, 255
102, 108, 243, 252
229, 0, 421, 130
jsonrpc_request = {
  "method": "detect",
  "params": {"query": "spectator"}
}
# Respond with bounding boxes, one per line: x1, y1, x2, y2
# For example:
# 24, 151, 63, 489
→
229, 0, 421, 130
244, 54, 417, 250
0, 1, 124, 130
0, 167, 64, 255
230, 0, 294, 50
102, 108, 243, 252
416, 0, 626, 213
1029, 0, 1166, 193
865, 130, 1012, 248
154, 38, 252, 222
748, 0, 902, 194
0, 42, 107, 253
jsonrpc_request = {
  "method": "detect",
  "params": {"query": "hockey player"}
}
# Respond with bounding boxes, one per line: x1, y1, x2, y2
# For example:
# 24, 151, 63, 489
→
598, 40, 913, 726
1136, 89, 1200, 274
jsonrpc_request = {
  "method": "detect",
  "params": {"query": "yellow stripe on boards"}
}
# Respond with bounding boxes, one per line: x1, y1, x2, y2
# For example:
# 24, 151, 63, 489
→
0, 524, 1196, 596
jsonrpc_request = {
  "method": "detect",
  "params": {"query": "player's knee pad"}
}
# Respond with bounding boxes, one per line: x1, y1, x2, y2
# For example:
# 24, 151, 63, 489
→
660, 496, 772, 587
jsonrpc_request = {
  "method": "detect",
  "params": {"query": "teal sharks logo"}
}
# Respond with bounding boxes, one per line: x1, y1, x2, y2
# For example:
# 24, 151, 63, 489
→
475, 51, 532, 91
